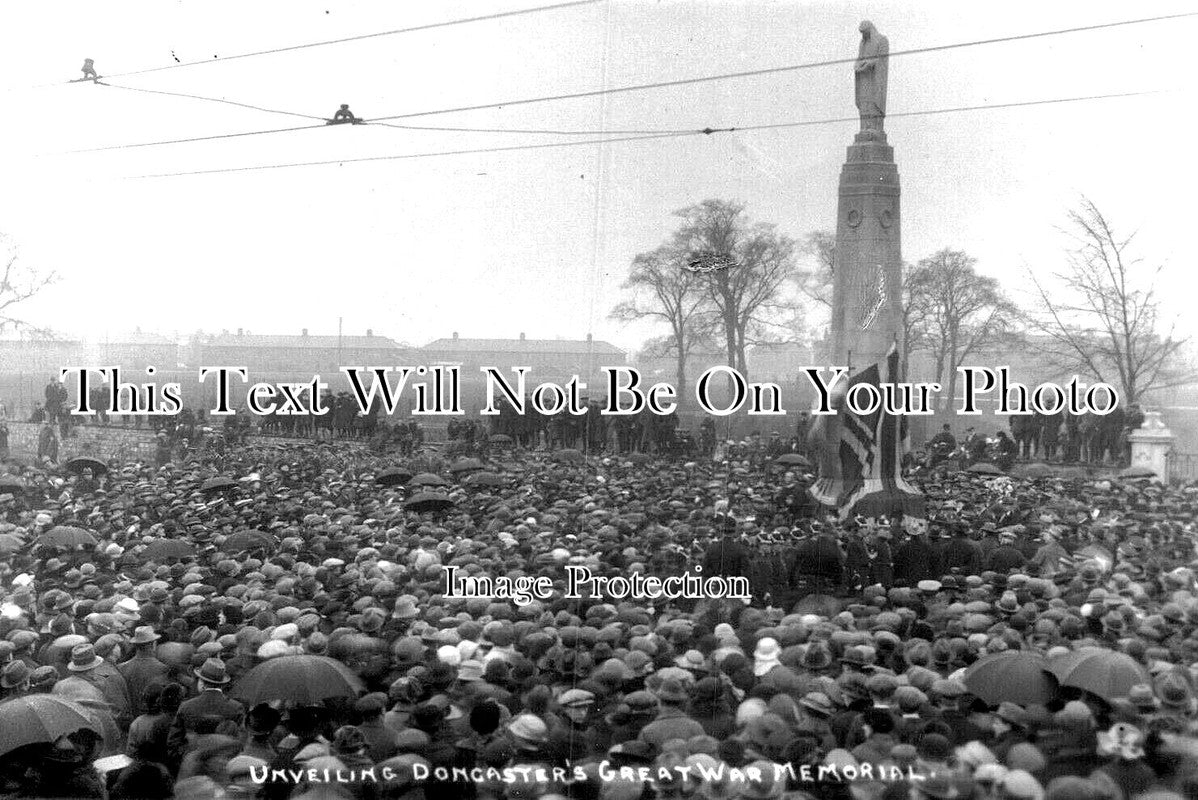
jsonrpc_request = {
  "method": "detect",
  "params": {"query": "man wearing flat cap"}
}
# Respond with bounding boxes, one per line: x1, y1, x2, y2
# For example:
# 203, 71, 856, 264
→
546, 688, 598, 764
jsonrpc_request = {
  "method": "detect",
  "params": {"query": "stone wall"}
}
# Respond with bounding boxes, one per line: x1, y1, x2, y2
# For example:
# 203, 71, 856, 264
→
5, 421, 159, 463
2, 420, 448, 465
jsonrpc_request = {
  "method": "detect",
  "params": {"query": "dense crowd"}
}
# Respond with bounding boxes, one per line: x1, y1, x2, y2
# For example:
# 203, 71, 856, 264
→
0, 435, 1195, 800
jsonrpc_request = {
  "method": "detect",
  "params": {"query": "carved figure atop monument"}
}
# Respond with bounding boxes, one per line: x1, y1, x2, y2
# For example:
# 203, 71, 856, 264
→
854, 21, 889, 136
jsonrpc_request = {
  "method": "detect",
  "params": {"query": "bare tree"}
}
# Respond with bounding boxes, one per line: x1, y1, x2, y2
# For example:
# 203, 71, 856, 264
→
914, 248, 1019, 410
1027, 198, 1192, 405
798, 230, 835, 309
899, 260, 933, 379
669, 200, 797, 382
611, 246, 713, 399
0, 239, 56, 334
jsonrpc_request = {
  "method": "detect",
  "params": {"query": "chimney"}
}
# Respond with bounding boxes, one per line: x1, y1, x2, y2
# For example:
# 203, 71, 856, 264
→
519, 332, 526, 341
237, 327, 243, 336
586, 333, 593, 343
452, 332, 459, 340
301, 328, 308, 337
366, 328, 373, 337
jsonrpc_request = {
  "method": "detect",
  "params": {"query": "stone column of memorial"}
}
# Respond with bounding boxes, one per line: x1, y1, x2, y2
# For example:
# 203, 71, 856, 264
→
808, 21, 924, 521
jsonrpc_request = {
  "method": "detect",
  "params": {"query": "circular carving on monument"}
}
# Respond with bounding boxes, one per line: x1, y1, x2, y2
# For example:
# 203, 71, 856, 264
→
880, 210, 894, 228
847, 209, 862, 228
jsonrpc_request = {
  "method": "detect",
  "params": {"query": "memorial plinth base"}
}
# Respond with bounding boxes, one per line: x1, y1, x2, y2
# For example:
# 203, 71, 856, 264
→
1128, 411, 1174, 483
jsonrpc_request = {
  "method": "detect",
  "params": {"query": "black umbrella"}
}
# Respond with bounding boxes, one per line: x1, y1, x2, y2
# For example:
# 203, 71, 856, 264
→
849, 489, 926, 519
0, 475, 25, 493
233, 655, 365, 705
375, 467, 413, 487
448, 458, 484, 474
488, 434, 513, 445
465, 471, 507, 487
775, 453, 812, 468
200, 477, 237, 494
965, 463, 1003, 475
410, 473, 449, 487
0, 695, 100, 758
38, 526, 97, 548
404, 492, 455, 513
219, 529, 275, 552
138, 539, 197, 562
965, 651, 1058, 706
64, 456, 107, 476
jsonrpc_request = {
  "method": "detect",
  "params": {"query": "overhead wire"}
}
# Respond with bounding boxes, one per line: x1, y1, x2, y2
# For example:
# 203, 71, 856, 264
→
125, 88, 1161, 180
62, 122, 329, 155
59, 9, 1198, 155
34, 0, 603, 87
96, 80, 327, 122
364, 10, 1198, 122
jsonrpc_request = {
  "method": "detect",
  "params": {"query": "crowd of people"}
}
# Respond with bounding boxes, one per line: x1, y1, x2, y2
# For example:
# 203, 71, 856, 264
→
0, 429, 1194, 800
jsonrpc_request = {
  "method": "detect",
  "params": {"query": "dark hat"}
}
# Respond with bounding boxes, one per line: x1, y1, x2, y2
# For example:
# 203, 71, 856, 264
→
67, 643, 104, 672
332, 725, 367, 755
29, 665, 57, 691
1, 661, 29, 689
247, 703, 282, 735
470, 700, 502, 736
919, 733, 951, 761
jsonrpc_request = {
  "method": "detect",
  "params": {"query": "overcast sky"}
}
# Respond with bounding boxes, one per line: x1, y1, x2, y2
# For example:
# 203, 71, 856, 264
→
1, 0, 1195, 353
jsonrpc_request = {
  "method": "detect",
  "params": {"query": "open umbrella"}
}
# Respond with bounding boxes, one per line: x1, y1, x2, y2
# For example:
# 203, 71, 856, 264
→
138, 539, 196, 562
0, 533, 24, 554
775, 453, 812, 468
0, 475, 25, 493
964, 651, 1058, 706
1021, 463, 1054, 479
448, 458, 484, 474
200, 477, 237, 494
38, 526, 96, 548
553, 449, 584, 463
1118, 465, 1156, 479
0, 695, 99, 758
219, 530, 275, 552
488, 434, 513, 445
848, 489, 926, 519
966, 463, 1003, 475
1050, 647, 1148, 698
410, 472, 449, 487
375, 467, 413, 487
64, 456, 107, 476
404, 492, 455, 513
465, 472, 507, 487
232, 654, 365, 705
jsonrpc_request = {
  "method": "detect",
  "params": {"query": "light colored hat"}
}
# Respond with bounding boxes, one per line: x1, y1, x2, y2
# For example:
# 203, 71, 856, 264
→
558, 689, 596, 708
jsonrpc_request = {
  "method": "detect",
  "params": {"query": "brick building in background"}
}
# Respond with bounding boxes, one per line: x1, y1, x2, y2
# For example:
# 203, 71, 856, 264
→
192, 329, 408, 374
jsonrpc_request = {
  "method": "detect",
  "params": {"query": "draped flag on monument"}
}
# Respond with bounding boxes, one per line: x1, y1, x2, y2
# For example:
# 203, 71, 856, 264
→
810, 343, 922, 520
